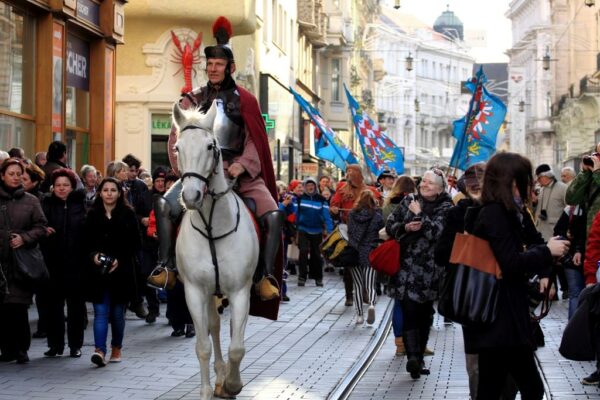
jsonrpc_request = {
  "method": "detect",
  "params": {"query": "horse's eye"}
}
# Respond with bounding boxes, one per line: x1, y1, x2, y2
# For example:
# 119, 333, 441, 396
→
207, 144, 214, 151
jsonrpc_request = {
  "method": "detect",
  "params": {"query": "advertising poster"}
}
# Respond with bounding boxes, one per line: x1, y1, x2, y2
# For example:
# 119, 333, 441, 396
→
52, 22, 64, 132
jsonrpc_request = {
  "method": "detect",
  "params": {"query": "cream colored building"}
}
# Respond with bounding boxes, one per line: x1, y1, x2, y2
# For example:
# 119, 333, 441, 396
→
116, 1, 259, 171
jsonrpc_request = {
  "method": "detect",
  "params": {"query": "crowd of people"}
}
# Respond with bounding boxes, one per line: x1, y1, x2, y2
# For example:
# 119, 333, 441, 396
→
4, 136, 600, 399
0, 144, 195, 367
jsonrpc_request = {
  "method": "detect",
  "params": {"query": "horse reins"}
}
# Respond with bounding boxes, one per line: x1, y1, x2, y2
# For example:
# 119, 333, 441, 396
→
179, 123, 240, 297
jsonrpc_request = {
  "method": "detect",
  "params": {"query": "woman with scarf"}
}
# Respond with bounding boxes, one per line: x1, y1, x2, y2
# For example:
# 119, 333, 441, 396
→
386, 168, 453, 379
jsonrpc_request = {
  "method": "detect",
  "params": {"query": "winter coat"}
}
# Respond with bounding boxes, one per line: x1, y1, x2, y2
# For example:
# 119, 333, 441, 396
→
554, 205, 586, 273
583, 211, 600, 286
534, 179, 567, 240
348, 208, 384, 267
565, 169, 600, 234
385, 193, 452, 303
0, 183, 47, 304
293, 192, 334, 235
82, 205, 141, 304
382, 195, 405, 223
433, 197, 476, 268
462, 202, 553, 352
40, 190, 87, 292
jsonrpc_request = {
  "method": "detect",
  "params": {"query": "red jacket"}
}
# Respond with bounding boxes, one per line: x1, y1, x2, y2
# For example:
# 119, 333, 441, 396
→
584, 211, 600, 285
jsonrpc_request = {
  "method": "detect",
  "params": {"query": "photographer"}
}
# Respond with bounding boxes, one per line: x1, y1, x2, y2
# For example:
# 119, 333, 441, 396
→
566, 146, 600, 234
82, 177, 141, 367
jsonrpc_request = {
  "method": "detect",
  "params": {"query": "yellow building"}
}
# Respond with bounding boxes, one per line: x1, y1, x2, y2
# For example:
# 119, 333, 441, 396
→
116, 0, 257, 171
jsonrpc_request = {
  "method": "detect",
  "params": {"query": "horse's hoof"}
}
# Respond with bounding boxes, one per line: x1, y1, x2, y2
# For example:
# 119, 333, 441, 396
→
223, 380, 243, 396
214, 384, 236, 399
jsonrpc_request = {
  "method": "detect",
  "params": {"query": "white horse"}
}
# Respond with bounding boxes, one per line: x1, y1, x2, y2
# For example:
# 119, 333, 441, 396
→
172, 101, 260, 400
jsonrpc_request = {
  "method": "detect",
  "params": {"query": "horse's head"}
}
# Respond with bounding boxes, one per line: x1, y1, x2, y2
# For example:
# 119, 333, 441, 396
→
172, 101, 221, 210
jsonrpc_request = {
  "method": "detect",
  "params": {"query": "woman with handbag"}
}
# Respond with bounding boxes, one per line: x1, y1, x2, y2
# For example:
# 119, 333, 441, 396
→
465, 153, 568, 400
382, 176, 416, 355
83, 177, 141, 367
347, 190, 384, 325
385, 168, 452, 379
40, 168, 87, 358
0, 158, 48, 363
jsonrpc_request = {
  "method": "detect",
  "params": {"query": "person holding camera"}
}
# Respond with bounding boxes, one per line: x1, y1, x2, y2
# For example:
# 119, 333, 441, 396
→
385, 168, 453, 379
82, 177, 141, 367
534, 164, 567, 240
566, 146, 600, 234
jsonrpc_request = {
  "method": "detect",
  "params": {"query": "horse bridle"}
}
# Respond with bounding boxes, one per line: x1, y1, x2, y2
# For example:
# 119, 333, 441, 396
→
177, 123, 240, 298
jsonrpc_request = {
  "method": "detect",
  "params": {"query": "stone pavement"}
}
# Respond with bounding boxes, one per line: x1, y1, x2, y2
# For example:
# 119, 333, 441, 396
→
0, 271, 390, 400
1, 272, 599, 400
351, 298, 600, 400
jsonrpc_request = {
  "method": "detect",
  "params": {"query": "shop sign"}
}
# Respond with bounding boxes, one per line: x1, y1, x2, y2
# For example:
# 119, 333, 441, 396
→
301, 163, 318, 177
152, 115, 172, 135
76, 0, 100, 27
66, 34, 90, 91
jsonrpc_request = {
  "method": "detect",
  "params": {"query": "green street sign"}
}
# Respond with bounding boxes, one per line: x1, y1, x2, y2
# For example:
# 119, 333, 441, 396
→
262, 113, 275, 130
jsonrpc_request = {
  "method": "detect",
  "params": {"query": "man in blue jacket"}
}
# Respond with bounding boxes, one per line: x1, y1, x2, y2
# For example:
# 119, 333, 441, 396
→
291, 177, 334, 287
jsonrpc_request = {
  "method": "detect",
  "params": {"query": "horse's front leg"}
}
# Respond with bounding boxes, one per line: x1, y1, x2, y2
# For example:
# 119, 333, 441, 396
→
209, 296, 228, 399
184, 286, 213, 400
223, 286, 251, 396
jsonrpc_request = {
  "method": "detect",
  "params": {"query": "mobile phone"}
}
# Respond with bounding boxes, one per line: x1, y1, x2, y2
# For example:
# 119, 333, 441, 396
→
413, 216, 422, 222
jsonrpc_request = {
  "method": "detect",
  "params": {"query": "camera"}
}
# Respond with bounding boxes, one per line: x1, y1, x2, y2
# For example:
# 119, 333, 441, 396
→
539, 209, 548, 221
98, 254, 115, 275
583, 152, 600, 167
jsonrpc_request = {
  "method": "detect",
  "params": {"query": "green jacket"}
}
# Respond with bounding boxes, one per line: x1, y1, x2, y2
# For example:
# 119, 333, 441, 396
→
565, 170, 600, 234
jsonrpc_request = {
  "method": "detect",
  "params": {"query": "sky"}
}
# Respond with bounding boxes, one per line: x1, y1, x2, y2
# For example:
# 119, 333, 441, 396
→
389, 0, 512, 63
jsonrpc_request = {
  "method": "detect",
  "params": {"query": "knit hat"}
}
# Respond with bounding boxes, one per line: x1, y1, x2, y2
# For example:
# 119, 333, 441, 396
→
535, 164, 554, 178
152, 166, 168, 181
288, 179, 302, 192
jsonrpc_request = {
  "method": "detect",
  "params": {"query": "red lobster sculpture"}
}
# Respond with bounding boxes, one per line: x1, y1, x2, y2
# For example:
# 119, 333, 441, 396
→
170, 31, 203, 94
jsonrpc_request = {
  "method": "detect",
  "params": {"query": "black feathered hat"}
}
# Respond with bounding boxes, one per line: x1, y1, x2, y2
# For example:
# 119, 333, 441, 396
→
204, 16, 234, 62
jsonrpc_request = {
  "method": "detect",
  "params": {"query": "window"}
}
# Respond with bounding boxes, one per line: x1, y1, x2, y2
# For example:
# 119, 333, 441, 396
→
331, 59, 340, 102
0, 3, 35, 116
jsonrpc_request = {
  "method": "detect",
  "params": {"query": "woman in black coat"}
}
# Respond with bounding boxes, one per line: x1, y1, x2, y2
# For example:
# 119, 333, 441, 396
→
40, 168, 87, 358
83, 177, 141, 367
465, 153, 569, 400
0, 158, 48, 364
347, 190, 384, 325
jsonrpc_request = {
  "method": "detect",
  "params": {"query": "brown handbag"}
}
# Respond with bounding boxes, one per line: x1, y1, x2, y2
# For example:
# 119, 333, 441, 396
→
439, 232, 502, 327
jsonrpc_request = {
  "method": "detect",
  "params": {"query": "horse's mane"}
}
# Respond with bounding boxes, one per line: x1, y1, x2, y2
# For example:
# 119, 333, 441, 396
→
174, 107, 209, 136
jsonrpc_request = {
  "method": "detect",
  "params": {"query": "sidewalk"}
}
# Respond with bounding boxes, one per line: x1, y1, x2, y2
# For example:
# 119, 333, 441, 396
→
1, 274, 598, 400
351, 299, 600, 400
0, 271, 390, 400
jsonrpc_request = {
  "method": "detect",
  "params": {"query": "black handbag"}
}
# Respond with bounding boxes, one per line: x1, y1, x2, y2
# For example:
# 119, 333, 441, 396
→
0, 203, 49, 285
13, 245, 49, 283
438, 232, 501, 327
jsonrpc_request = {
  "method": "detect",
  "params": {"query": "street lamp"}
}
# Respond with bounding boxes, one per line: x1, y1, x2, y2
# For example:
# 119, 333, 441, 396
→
405, 52, 413, 71
518, 101, 525, 112
585, 0, 595, 7
394, 0, 401, 9
538, 47, 557, 71
414, 98, 420, 112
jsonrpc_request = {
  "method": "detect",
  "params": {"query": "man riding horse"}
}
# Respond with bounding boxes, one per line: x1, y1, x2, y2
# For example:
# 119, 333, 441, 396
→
152, 16, 283, 303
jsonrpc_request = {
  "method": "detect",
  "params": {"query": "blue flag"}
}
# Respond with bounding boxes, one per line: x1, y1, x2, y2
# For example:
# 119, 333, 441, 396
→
344, 85, 404, 176
289, 87, 358, 171
450, 66, 507, 170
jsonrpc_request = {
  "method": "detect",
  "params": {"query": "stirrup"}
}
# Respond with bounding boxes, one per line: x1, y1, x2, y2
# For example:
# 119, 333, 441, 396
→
255, 275, 280, 301
147, 265, 177, 290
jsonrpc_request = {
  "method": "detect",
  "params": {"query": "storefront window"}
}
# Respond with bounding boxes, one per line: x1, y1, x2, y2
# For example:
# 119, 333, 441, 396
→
151, 113, 172, 171
0, 3, 35, 116
0, 114, 35, 154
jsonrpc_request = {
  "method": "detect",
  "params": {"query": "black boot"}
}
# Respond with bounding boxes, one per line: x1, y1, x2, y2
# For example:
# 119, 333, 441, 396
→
148, 196, 177, 290
404, 329, 421, 379
419, 326, 431, 375
256, 210, 285, 300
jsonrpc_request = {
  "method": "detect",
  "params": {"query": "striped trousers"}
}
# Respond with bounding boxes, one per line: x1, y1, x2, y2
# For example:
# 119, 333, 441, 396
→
349, 264, 377, 316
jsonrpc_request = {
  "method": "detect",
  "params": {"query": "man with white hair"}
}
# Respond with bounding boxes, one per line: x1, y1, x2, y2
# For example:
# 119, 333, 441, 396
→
534, 164, 567, 240
561, 167, 576, 185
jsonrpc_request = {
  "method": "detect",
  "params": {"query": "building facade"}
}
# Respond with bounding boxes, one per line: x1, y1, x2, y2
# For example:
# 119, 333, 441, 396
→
371, 6, 473, 176
506, 0, 555, 169
0, 0, 125, 171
